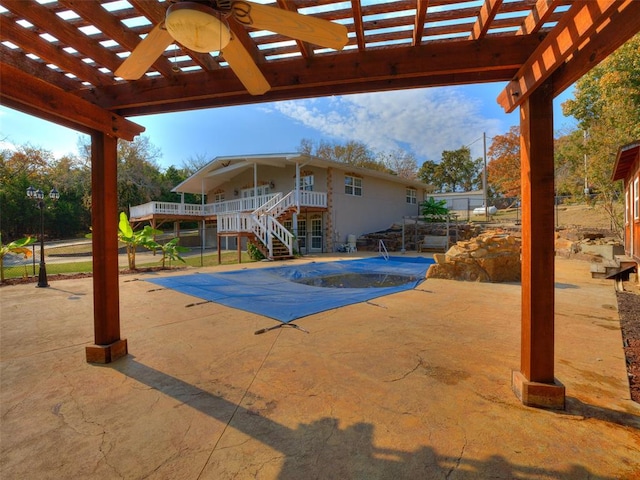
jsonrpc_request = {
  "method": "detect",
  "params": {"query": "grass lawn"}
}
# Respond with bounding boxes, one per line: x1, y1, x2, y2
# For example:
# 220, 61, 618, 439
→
1, 251, 255, 281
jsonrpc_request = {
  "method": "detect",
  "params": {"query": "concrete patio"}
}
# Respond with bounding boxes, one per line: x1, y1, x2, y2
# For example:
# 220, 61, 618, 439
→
1, 254, 638, 479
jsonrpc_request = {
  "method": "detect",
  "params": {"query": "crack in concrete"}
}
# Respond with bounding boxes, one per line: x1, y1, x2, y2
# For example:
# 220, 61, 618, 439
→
386, 356, 427, 382
445, 436, 467, 479
57, 369, 124, 478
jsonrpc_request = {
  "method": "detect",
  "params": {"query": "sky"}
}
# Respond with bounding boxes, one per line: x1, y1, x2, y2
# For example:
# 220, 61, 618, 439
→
0, 82, 578, 170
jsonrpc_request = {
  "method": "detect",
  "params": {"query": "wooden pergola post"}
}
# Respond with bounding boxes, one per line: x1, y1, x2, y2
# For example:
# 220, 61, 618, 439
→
85, 131, 128, 364
511, 79, 565, 409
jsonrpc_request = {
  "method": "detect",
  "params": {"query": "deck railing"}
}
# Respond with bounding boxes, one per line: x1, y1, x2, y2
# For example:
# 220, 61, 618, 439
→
218, 213, 252, 233
130, 190, 325, 259
130, 191, 326, 220
130, 193, 281, 219
129, 201, 205, 219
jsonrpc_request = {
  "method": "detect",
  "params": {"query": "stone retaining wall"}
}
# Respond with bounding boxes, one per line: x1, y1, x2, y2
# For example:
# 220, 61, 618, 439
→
426, 229, 521, 282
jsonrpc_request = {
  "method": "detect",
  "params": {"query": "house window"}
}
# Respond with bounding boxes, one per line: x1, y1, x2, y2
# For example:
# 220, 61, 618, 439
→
345, 175, 362, 196
241, 185, 271, 198
406, 188, 417, 204
300, 174, 314, 191
625, 188, 630, 224
213, 192, 225, 203
284, 219, 307, 249
634, 176, 639, 220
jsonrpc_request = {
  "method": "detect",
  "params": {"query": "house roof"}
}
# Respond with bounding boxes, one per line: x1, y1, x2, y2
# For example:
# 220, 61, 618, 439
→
612, 141, 640, 182
2, 0, 639, 140
430, 190, 484, 198
172, 152, 432, 194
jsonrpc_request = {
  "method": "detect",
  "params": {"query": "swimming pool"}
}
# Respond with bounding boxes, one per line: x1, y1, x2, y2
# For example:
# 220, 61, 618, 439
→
147, 256, 433, 324
293, 272, 418, 289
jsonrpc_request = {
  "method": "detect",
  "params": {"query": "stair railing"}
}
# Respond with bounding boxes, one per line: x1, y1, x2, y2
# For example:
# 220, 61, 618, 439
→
265, 191, 295, 218
268, 216, 294, 256
379, 239, 389, 261
252, 192, 283, 217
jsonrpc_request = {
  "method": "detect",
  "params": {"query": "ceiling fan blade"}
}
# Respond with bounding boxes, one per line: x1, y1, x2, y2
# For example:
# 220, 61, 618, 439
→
222, 38, 270, 95
233, 1, 348, 51
115, 23, 174, 80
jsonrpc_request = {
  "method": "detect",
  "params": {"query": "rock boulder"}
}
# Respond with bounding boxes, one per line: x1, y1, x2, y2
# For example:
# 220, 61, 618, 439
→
426, 230, 521, 282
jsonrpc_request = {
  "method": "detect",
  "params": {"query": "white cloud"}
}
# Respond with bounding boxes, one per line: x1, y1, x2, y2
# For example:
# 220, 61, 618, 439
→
273, 88, 503, 162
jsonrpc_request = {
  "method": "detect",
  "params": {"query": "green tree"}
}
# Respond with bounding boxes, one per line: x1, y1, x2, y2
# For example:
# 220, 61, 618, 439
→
562, 33, 640, 234
156, 237, 189, 268
0, 145, 57, 241
46, 155, 92, 238
441, 147, 482, 192
417, 159, 442, 188
117, 212, 161, 270
421, 197, 449, 221
554, 129, 589, 197
419, 147, 482, 193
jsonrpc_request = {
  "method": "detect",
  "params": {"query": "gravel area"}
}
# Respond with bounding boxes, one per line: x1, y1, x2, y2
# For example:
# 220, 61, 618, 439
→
617, 280, 640, 403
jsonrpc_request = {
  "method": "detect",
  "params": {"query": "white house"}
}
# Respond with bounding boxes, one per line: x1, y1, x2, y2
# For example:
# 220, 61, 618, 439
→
129, 153, 432, 259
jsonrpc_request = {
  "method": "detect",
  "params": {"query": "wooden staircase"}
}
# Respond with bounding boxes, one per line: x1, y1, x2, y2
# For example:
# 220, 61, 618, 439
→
248, 234, 293, 260
591, 255, 637, 279
218, 189, 327, 261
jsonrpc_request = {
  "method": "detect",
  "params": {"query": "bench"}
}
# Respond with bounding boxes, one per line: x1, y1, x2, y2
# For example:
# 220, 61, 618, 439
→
418, 235, 449, 252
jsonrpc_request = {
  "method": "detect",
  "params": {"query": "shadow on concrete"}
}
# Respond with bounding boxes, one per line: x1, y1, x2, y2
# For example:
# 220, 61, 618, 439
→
564, 397, 640, 429
112, 358, 620, 479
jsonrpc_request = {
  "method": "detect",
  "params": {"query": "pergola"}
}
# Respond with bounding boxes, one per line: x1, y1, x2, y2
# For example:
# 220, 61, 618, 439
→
1, 0, 639, 409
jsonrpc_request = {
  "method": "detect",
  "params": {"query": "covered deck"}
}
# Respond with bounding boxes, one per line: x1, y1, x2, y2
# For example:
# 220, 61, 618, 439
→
129, 191, 328, 226
3, 0, 639, 413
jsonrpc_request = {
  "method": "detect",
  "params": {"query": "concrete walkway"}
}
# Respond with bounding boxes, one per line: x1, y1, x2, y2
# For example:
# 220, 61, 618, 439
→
1, 255, 638, 479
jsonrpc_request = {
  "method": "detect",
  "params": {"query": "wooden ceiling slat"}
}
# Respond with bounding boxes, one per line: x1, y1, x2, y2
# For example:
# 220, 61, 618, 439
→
413, 0, 429, 46
0, 0, 637, 122
57, 0, 176, 78
0, 45, 81, 92
470, 0, 504, 40
227, 21, 267, 67
517, 0, 564, 35
0, 14, 112, 87
276, 0, 312, 58
350, 0, 365, 51
1, 0, 123, 76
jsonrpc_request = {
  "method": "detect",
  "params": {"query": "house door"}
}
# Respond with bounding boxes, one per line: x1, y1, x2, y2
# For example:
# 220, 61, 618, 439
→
309, 216, 323, 252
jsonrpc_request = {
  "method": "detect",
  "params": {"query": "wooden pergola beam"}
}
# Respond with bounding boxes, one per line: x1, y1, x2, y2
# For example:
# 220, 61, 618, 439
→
90, 35, 540, 115
552, 1, 640, 97
0, 63, 144, 140
497, 0, 630, 113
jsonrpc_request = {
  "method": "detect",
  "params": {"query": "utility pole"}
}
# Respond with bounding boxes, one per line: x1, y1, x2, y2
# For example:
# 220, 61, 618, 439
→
483, 132, 488, 220
583, 129, 589, 197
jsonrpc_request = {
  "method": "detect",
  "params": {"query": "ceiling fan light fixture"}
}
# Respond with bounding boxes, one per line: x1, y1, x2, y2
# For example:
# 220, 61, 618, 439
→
165, 2, 230, 53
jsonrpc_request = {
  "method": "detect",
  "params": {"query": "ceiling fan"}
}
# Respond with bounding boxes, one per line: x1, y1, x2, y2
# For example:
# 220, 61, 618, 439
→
115, 0, 349, 95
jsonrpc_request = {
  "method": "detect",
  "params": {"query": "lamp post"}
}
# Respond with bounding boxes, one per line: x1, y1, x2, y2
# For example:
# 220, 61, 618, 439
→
26, 185, 59, 288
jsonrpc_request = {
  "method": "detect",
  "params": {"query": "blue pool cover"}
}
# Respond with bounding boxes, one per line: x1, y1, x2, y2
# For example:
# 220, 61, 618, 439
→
147, 256, 433, 323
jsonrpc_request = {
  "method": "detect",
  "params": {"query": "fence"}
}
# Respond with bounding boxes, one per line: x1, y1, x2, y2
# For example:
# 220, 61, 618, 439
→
1, 243, 38, 281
